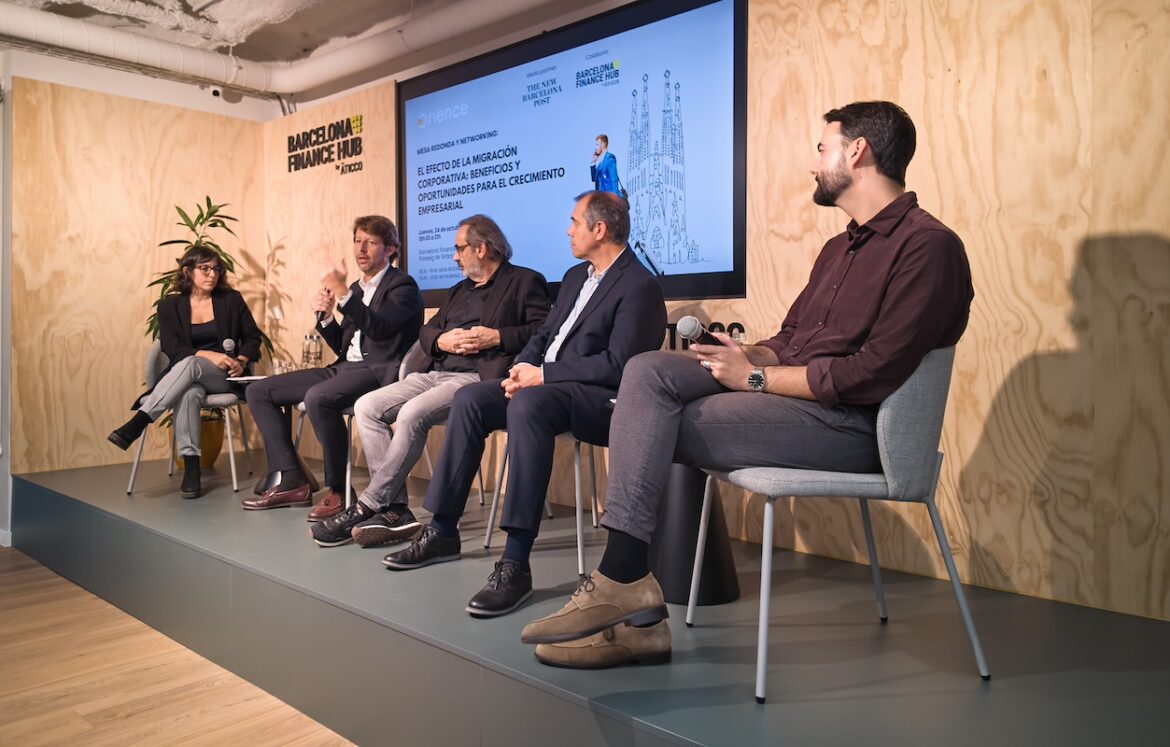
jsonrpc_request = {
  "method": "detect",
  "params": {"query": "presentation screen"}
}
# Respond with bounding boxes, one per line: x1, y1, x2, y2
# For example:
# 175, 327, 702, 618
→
397, 0, 745, 304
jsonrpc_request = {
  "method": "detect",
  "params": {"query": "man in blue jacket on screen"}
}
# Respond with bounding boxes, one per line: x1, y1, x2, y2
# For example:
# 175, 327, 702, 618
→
590, 134, 622, 196
383, 190, 667, 620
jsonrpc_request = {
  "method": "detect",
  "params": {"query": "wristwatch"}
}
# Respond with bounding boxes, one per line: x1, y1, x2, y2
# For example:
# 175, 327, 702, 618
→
747, 368, 766, 392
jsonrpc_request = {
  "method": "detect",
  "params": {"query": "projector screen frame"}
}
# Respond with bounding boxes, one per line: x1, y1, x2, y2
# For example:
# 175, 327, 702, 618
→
396, 0, 747, 307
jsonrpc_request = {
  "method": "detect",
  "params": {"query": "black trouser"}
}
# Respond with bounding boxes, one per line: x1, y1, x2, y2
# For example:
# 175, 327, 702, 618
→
422, 378, 612, 537
247, 362, 382, 490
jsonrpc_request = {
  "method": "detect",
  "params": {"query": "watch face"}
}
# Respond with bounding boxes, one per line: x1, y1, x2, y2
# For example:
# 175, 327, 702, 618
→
748, 370, 765, 391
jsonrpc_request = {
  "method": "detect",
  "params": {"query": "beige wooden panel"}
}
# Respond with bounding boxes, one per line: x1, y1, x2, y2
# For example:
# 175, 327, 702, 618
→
10, 78, 266, 474
1088, 0, 1170, 618
722, 0, 1107, 609
259, 81, 398, 467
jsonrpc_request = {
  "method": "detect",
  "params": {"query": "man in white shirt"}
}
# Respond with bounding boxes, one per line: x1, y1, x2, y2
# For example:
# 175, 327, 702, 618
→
383, 192, 667, 620
244, 215, 423, 516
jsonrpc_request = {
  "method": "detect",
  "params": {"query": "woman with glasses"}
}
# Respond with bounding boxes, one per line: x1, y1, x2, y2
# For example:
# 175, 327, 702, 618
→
108, 245, 263, 499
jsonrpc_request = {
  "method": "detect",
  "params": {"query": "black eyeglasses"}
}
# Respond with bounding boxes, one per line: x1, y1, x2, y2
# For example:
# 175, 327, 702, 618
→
453, 243, 472, 253
194, 264, 224, 276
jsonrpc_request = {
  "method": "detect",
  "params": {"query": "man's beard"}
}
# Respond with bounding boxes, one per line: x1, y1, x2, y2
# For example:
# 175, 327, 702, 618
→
813, 165, 851, 206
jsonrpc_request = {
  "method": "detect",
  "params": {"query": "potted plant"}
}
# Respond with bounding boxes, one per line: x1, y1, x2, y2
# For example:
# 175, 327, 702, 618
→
147, 197, 271, 467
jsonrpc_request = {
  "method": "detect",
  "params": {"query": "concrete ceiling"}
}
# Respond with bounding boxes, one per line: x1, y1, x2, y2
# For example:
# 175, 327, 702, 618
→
6, 0, 451, 62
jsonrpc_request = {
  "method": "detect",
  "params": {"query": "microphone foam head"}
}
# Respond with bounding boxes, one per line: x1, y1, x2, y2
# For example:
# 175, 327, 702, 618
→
223, 339, 236, 353
676, 315, 701, 340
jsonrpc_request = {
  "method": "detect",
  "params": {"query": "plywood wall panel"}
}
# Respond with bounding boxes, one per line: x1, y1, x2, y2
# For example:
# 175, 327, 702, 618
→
258, 82, 399, 466
10, 78, 266, 475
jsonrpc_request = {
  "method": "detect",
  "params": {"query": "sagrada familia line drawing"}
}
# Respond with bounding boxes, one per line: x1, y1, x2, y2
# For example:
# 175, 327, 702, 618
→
626, 70, 702, 274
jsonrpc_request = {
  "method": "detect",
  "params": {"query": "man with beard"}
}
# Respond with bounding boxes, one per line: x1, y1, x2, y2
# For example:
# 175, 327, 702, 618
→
519, 101, 975, 668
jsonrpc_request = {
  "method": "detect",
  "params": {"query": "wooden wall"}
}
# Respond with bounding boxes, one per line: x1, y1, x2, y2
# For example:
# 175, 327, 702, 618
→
690, 0, 1169, 621
8, 0, 1169, 620
9, 78, 267, 473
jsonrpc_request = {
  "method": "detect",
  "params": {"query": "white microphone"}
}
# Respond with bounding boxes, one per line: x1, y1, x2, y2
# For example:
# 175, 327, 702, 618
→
223, 338, 236, 358
676, 315, 720, 346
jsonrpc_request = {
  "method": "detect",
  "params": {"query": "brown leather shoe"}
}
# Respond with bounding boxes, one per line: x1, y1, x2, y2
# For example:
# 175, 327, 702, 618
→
535, 620, 671, 669
520, 571, 668, 644
306, 491, 343, 522
241, 483, 312, 510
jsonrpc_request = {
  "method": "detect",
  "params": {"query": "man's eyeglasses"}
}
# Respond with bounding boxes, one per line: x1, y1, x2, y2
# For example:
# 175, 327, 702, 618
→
453, 242, 472, 253
194, 264, 224, 276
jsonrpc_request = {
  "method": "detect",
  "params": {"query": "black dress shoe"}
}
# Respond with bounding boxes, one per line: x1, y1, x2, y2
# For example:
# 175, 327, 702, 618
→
310, 501, 376, 547
382, 526, 460, 570
466, 560, 533, 618
108, 411, 152, 451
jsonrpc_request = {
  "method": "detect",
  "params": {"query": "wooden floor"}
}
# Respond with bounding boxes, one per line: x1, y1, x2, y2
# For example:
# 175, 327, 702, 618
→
0, 547, 351, 746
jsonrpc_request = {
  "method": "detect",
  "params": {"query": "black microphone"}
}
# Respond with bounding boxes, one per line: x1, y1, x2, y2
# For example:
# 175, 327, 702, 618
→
316, 309, 329, 324
676, 315, 720, 346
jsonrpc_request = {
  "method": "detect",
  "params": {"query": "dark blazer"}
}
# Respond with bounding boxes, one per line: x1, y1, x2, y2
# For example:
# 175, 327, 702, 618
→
516, 249, 666, 443
133, 288, 263, 407
319, 265, 423, 385
416, 262, 551, 380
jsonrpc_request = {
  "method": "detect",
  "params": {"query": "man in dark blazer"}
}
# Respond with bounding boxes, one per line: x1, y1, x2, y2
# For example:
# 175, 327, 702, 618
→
309, 214, 551, 547
384, 192, 667, 620
244, 215, 423, 513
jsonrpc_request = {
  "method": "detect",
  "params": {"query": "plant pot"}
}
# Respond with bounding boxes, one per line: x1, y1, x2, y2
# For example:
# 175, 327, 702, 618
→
171, 418, 224, 468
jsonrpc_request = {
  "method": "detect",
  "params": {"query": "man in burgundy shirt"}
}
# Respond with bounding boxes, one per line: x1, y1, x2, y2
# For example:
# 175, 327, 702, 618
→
520, 101, 975, 668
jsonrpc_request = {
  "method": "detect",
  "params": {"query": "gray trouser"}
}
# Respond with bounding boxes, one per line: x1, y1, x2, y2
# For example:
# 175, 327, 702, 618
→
137, 355, 233, 457
353, 370, 480, 511
600, 351, 881, 543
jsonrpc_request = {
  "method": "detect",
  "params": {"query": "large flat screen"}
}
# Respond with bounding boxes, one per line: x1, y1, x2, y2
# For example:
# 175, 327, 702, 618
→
397, 0, 745, 304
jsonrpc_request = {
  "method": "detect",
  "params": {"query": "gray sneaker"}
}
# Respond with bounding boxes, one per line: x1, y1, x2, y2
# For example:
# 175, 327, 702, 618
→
352, 505, 422, 548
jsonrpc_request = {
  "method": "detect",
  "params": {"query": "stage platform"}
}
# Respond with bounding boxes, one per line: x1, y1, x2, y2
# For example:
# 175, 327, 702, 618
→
11, 460, 1170, 745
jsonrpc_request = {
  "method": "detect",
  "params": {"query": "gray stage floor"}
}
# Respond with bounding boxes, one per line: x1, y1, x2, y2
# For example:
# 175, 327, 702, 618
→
13, 459, 1170, 745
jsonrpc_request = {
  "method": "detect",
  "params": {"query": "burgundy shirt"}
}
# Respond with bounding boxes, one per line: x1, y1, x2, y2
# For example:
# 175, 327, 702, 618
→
758, 192, 973, 408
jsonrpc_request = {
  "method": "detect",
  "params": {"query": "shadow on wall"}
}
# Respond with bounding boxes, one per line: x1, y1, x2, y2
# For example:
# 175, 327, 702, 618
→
259, 234, 296, 369
959, 233, 1170, 619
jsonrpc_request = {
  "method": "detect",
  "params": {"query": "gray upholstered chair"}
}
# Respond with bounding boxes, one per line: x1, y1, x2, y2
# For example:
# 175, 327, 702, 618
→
126, 341, 252, 494
685, 346, 989, 703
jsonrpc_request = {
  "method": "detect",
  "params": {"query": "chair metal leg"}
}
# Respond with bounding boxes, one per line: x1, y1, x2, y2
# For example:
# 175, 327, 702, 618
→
344, 414, 354, 508
484, 446, 508, 548
858, 499, 888, 622
167, 426, 176, 477
926, 497, 991, 680
236, 404, 252, 475
685, 475, 716, 626
587, 443, 599, 527
475, 465, 485, 506
223, 407, 239, 492
573, 441, 585, 578
756, 498, 775, 704
423, 442, 434, 475
293, 407, 306, 450
126, 428, 148, 494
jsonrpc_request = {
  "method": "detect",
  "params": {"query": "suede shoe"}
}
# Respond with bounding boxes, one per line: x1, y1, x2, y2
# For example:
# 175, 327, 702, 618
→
520, 571, 668, 644
307, 491, 344, 522
466, 560, 534, 618
241, 483, 312, 510
352, 506, 422, 548
310, 501, 376, 547
535, 620, 672, 669
382, 526, 461, 570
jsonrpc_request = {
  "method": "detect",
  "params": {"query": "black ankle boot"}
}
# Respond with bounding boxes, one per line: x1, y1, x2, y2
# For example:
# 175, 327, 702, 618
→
108, 411, 152, 450
181, 456, 202, 499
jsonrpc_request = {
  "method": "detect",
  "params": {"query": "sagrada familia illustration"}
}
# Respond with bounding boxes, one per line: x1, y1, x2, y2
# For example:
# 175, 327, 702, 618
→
625, 70, 701, 272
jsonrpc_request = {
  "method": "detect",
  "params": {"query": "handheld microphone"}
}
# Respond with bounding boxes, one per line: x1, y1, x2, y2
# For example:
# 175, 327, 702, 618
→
316, 309, 329, 324
676, 315, 721, 346
223, 338, 236, 358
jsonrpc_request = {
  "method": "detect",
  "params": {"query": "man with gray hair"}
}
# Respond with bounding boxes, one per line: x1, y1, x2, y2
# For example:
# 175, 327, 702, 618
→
311, 214, 551, 547
383, 191, 668, 622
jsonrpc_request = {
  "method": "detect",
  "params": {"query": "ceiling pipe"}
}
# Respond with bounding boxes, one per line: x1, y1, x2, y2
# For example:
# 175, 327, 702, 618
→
0, 0, 553, 95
